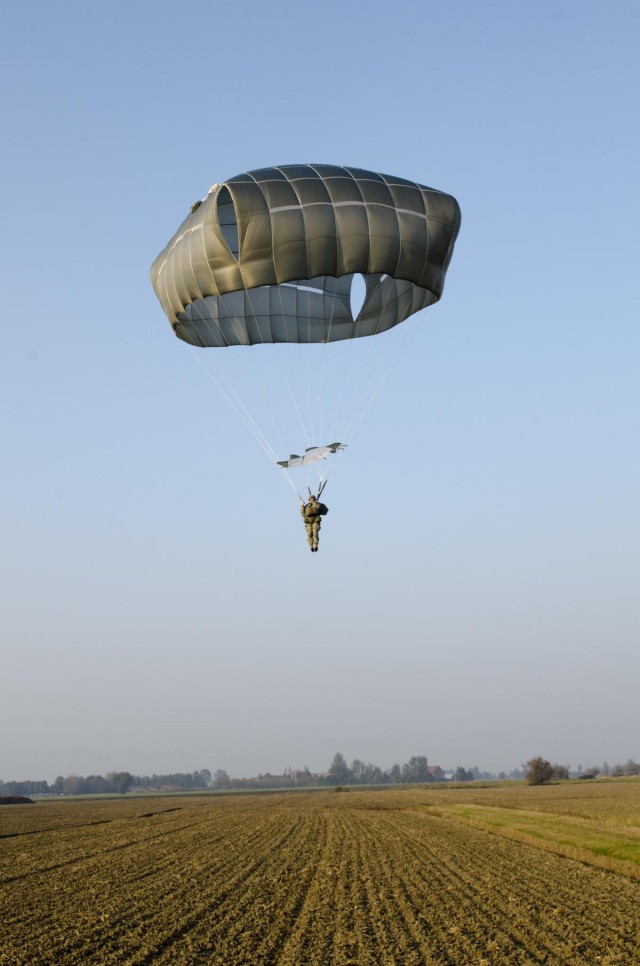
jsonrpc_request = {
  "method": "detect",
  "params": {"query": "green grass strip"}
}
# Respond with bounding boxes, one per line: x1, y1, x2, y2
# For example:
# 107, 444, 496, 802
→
430, 804, 640, 879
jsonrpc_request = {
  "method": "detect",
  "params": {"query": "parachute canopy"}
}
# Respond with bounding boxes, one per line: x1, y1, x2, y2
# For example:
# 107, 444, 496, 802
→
150, 164, 461, 348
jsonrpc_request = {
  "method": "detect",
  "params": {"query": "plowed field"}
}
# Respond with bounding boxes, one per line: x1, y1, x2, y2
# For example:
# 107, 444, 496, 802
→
2, 786, 640, 964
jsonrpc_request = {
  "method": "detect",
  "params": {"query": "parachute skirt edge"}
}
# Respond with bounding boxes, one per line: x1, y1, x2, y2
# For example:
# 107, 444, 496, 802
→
173, 274, 438, 348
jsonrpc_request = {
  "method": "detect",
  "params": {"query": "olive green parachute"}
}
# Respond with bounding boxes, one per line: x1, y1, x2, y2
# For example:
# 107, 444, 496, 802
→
150, 164, 461, 348
151, 164, 460, 501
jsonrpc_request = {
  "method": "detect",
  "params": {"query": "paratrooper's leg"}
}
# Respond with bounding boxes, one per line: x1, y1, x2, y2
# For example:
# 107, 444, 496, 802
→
312, 518, 321, 551
305, 522, 314, 550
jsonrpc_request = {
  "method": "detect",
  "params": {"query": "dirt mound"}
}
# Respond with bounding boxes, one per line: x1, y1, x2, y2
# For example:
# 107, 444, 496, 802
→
0, 795, 35, 804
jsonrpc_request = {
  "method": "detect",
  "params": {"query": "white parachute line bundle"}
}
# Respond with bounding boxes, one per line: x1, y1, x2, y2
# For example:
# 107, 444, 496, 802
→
285, 374, 312, 449
315, 278, 343, 446
292, 449, 342, 503
240, 286, 288, 452
182, 279, 425, 506
281, 464, 306, 500
186, 344, 278, 464
188, 297, 289, 470
275, 284, 314, 452
315, 446, 342, 497
344, 311, 423, 445
240, 283, 323, 470
193, 284, 329, 502
324, 323, 356, 445
338, 275, 398, 445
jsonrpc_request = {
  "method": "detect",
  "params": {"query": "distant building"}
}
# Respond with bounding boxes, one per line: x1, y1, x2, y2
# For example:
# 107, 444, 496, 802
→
426, 766, 445, 781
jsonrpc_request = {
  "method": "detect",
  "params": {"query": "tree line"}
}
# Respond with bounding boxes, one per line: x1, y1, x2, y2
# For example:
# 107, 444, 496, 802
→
0, 757, 465, 796
0, 769, 212, 797
323, 754, 490, 786
3, 756, 639, 797
208, 755, 489, 790
523, 757, 640, 785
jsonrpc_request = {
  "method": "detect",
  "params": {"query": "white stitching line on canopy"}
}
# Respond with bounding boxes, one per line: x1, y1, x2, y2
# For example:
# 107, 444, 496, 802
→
268, 202, 427, 218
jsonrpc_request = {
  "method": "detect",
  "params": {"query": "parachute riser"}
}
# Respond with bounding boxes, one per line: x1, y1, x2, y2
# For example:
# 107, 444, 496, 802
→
302, 478, 327, 502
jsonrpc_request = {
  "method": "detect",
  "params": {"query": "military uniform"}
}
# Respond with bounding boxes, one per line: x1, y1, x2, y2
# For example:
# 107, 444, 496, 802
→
300, 498, 328, 551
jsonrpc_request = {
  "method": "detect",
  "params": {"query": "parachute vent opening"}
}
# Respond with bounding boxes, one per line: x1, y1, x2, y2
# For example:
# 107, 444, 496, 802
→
349, 273, 367, 321
217, 187, 239, 261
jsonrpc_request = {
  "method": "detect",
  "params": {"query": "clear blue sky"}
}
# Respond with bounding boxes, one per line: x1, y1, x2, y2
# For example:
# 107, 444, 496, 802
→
2, 0, 638, 781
